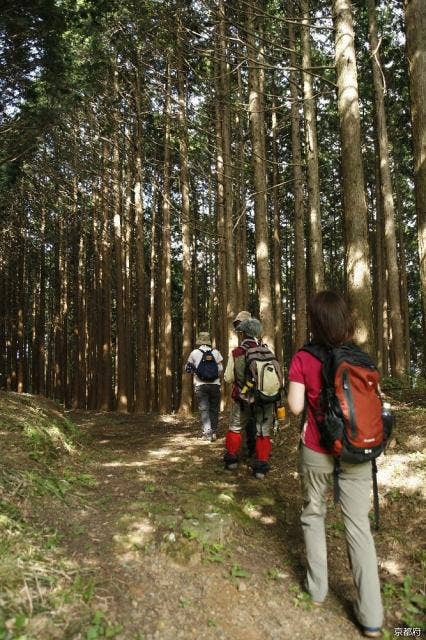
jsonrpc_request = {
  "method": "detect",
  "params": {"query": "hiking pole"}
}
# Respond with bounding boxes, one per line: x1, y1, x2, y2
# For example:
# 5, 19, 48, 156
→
372, 459, 380, 531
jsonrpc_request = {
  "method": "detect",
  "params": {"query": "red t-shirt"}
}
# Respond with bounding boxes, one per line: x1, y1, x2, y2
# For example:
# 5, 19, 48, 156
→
288, 350, 329, 454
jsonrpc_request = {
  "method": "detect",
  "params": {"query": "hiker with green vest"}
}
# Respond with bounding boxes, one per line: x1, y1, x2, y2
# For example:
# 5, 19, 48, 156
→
288, 291, 385, 639
223, 317, 282, 478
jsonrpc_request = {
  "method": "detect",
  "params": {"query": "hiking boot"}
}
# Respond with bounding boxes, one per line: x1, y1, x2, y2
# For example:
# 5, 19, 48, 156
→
362, 628, 382, 639
252, 460, 269, 478
223, 451, 238, 468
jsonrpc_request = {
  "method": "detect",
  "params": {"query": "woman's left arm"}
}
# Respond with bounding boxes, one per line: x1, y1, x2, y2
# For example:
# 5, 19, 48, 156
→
288, 381, 305, 416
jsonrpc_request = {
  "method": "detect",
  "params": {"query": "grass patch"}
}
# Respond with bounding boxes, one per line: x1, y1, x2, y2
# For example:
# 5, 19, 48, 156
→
0, 392, 106, 639
288, 585, 316, 610
382, 574, 426, 628
203, 542, 227, 563
0, 508, 102, 639
0, 392, 82, 462
230, 564, 250, 579
84, 611, 123, 639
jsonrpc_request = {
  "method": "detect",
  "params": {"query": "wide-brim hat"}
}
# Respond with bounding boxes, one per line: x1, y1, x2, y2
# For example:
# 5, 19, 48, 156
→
237, 318, 262, 338
233, 310, 251, 329
196, 332, 212, 346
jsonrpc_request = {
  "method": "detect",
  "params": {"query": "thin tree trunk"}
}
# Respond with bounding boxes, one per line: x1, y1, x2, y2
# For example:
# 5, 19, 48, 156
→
235, 59, 248, 311
289, 14, 307, 349
77, 230, 87, 407
333, 0, 374, 354
0, 262, 6, 389
404, 0, 426, 374
53, 213, 66, 401
246, 1, 274, 345
301, 0, 325, 292
177, 14, 193, 415
398, 225, 411, 373
124, 157, 135, 411
368, 0, 406, 377
218, 0, 237, 347
70, 175, 81, 409
148, 180, 159, 411
374, 152, 385, 373
393, 174, 411, 373
271, 87, 284, 362
214, 46, 228, 352
7, 255, 17, 391
99, 140, 112, 411
32, 207, 46, 394
134, 73, 148, 413
159, 59, 173, 414
87, 186, 99, 409
17, 233, 26, 394
209, 173, 220, 345
113, 126, 128, 412
148, 181, 159, 411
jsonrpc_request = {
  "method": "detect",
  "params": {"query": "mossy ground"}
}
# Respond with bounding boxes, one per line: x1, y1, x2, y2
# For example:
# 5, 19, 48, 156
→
0, 390, 424, 639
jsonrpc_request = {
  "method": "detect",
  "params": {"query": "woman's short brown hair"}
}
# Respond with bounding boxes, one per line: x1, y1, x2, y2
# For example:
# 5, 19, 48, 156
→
308, 290, 354, 347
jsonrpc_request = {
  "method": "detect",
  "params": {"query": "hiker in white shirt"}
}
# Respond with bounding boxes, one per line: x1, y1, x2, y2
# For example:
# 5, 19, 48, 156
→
185, 332, 223, 441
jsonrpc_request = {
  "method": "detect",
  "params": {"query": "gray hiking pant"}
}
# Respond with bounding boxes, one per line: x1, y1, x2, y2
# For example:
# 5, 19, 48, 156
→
194, 384, 221, 436
229, 400, 274, 437
298, 444, 383, 629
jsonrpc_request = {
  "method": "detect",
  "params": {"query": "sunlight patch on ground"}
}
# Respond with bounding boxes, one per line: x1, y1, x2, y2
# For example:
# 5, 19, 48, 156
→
158, 415, 182, 424
218, 493, 234, 503
378, 452, 425, 496
205, 512, 221, 519
243, 504, 263, 520
214, 481, 237, 489
113, 519, 154, 551
102, 461, 145, 467
380, 559, 403, 577
146, 447, 174, 458
406, 435, 424, 450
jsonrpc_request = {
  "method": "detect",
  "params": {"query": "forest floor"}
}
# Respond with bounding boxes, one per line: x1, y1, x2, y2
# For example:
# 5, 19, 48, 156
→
0, 390, 425, 640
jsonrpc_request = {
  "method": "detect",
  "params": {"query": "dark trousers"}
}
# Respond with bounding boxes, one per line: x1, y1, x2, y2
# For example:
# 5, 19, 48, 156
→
194, 384, 221, 436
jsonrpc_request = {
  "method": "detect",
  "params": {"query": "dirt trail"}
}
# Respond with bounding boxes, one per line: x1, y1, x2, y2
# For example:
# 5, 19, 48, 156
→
44, 410, 392, 640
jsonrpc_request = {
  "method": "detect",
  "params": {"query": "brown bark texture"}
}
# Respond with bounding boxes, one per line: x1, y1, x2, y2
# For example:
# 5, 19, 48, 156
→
289, 13, 307, 350
333, 0, 374, 355
246, 1, 274, 346
301, 0, 325, 293
368, 0, 406, 377
404, 0, 426, 373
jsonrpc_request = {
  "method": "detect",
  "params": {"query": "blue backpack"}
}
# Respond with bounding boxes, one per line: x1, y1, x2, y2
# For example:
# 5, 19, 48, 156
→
196, 349, 219, 382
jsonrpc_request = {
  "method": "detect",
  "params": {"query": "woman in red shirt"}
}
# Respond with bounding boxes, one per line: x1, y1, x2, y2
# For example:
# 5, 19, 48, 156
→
288, 291, 383, 639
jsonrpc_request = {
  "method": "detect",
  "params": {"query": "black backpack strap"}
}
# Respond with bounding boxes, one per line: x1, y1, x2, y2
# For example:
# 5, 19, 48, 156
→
372, 458, 380, 531
333, 458, 341, 504
300, 342, 328, 363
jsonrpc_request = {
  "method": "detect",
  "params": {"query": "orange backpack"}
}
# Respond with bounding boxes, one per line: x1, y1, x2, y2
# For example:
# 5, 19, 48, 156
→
301, 342, 394, 529
301, 342, 393, 463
